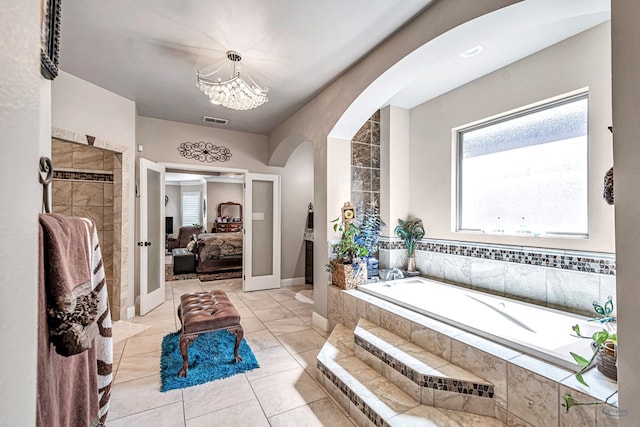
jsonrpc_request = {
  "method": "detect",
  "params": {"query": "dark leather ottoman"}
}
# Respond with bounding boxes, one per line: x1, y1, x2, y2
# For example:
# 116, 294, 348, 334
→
172, 248, 195, 274
176, 290, 243, 377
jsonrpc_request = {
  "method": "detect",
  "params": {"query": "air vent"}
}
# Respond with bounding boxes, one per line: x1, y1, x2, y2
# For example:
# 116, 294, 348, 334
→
202, 116, 229, 125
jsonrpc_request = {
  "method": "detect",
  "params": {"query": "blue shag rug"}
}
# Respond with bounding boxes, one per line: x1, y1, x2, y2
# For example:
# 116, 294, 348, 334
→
160, 330, 259, 392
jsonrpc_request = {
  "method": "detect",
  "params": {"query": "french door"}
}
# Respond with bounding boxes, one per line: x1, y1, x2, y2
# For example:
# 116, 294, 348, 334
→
243, 173, 281, 291
138, 158, 165, 315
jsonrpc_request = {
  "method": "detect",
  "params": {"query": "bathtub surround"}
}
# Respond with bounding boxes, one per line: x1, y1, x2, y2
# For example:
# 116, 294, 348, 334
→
324, 286, 619, 427
351, 111, 381, 217
379, 237, 615, 316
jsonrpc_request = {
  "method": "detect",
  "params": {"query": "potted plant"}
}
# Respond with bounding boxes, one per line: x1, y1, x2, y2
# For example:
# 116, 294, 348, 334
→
326, 205, 369, 289
562, 297, 618, 412
356, 206, 386, 279
394, 217, 425, 272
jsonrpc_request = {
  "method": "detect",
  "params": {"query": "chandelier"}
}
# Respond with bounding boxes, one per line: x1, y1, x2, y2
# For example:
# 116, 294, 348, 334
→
196, 51, 268, 111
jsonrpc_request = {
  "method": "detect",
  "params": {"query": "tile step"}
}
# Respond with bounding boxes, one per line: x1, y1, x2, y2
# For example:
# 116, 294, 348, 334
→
354, 319, 495, 399
317, 323, 504, 426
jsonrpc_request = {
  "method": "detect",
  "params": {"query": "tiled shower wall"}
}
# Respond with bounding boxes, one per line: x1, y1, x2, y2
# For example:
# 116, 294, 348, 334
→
51, 139, 122, 319
350, 110, 381, 217
379, 238, 616, 317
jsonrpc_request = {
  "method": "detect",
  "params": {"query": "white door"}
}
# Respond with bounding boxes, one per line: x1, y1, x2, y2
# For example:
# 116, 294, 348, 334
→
139, 158, 166, 314
244, 173, 281, 291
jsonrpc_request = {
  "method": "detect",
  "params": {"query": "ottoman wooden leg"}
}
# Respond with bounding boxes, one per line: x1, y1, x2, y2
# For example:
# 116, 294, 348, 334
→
228, 325, 244, 363
178, 334, 198, 377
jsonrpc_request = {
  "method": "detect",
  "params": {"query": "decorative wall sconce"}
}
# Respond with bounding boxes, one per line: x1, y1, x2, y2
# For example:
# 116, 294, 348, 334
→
177, 141, 231, 163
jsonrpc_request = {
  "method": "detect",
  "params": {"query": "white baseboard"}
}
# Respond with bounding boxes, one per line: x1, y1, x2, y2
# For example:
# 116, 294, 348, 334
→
312, 311, 330, 332
126, 306, 135, 319
280, 276, 306, 287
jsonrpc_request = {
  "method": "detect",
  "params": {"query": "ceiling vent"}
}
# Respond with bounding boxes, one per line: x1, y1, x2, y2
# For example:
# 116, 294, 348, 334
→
202, 116, 229, 125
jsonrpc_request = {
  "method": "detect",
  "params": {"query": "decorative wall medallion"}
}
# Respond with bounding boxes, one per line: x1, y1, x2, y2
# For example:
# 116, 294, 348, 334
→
177, 141, 232, 163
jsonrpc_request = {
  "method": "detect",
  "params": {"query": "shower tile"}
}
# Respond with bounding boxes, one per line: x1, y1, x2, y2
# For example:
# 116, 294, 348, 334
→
451, 339, 509, 409
378, 249, 391, 270
507, 363, 559, 427
371, 146, 380, 169
352, 121, 371, 143
558, 385, 597, 427
104, 152, 114, 170
547, 269, 599, 315
423, 251, 445, 278
52, 140, 73, 167
104, 207, 114, 231
506, 413, 535, 427
104, 183, 114, 207
351, 167, 371, 192
389, 250, 408, 271
371, 192, 380, 211
352, 142, 371, 168
52, 180, 72, 205
371, 121, 380, 145
73, 144, 104, 170
72, 206, 104, 230
471, 258, 506, 295
504, 264, 547, 305
72, 182, 104, 207
371, 169, 380, 192
53, 205, 72, 216
370, 110, 380, 123
102, 231, 114, 255
350, 191, 367, 217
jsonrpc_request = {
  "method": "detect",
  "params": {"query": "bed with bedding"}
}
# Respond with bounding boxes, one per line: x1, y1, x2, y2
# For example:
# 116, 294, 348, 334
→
195, 232, 243, 273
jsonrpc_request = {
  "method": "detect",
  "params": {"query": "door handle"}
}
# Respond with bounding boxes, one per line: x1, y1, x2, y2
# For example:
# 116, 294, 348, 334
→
145, 241, 152, 246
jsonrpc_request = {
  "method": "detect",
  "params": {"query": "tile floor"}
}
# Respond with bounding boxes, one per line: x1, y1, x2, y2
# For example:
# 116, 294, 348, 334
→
107, 277, 356, 426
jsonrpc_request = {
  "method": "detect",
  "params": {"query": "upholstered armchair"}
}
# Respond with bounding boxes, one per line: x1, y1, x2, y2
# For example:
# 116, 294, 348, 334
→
167, 226, 203, 252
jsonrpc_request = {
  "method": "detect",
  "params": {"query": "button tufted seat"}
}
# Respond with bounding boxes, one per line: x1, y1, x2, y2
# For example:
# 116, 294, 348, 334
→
176, 290, 243, 377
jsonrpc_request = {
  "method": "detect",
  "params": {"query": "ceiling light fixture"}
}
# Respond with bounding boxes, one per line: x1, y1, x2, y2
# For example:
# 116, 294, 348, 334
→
196, 51, 268, 111
459, 45, 484, 58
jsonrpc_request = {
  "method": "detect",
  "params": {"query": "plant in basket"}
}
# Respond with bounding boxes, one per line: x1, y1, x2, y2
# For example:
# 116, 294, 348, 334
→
562, 296, 618, 412
326, 202, 369, 289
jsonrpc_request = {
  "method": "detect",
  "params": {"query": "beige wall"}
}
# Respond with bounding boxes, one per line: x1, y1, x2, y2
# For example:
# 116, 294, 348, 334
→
165, 184, 182, 237
206, 182, 243, 231
51, 70, 137, 318
137, 116, 313, 280
408, 22, 613, 252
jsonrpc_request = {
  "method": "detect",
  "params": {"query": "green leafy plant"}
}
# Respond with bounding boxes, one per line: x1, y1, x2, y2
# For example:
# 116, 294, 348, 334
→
326, 217, 369, 276
394, 217, 425, 257
561, 324, 618, 412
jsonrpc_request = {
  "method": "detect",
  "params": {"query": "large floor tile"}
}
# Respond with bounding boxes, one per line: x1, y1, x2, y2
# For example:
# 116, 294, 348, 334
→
120, 332, 166, 358
268, 397, 355, 427
186, 399, 269, 427
241, 315, 266, 333
114, 350, 161, 384
250, 367, 327, 417
109, 374, 182, 420
182, 372, 255, 420
252, 305, 295, 322
264, 316, 310, 336
107, 401, 185, 427
245, 346, 301, 380
244, 328, 281, 351
292, 348, 321, 378
277, 328, 326, 354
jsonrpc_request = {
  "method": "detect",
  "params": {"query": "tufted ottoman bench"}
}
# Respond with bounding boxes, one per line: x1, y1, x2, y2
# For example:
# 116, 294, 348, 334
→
176, 290, 244, 377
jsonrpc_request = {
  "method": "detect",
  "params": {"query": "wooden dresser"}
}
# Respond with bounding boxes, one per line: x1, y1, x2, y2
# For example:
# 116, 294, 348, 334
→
215, 222, 243, 233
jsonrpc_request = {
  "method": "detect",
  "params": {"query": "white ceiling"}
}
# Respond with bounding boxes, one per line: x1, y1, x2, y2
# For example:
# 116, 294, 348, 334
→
59, 0, 610, 137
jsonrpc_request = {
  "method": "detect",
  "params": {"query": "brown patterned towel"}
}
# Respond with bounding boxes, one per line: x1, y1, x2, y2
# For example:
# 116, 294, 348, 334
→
37, 214, 113, 426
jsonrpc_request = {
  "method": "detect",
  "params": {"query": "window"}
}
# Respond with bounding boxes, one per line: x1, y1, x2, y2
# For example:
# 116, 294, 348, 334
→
456, 92, 588, 237
182, 191, 201, 226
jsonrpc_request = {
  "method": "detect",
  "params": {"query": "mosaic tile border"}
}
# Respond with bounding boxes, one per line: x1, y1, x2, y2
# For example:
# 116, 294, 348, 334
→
379, 238, 616, 275
317, 360, 389, 427
354, 335, 494, 398
53, 170, 114, 182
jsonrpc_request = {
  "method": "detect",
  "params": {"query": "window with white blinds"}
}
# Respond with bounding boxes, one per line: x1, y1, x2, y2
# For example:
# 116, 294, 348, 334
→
182, 192, 201, 226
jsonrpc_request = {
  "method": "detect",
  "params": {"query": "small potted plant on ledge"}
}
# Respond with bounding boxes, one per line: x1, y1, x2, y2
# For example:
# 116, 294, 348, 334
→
562, 296, 618, 412
327, 202, 369, 289
394, 217, 425, 273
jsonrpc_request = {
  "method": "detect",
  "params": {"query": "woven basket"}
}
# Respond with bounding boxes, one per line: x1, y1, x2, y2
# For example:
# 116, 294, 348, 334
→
331, 260, 366, 290
596, 342, 617, 381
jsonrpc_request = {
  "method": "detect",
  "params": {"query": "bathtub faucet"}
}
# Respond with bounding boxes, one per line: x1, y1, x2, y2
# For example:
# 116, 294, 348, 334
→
384, 267, 405, 281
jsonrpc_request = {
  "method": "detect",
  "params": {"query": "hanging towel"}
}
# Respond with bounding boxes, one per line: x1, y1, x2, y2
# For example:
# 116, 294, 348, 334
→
37, 214, 113, 426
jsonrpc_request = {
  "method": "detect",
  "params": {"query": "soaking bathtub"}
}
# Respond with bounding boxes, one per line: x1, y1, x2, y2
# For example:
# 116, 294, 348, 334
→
358, 277, 610, 371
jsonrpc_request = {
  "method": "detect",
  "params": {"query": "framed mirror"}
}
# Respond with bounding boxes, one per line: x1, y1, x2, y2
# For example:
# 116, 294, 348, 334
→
218, 201, 242, 221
